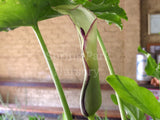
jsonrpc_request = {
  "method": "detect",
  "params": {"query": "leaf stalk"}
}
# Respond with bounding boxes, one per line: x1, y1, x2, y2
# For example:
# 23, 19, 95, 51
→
32, 23, 73, 120
97, 30, 126, 120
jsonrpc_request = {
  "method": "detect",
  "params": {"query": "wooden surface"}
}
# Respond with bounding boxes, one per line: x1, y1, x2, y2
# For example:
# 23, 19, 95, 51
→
139, 83, 159, 89
147, 43, 160, 52
0, 104, 120, 118
0, 80, 113, 90
0, 80, 158, 89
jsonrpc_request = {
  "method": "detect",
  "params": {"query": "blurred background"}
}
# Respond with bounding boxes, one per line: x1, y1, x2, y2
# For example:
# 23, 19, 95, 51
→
0, 0, 159, 119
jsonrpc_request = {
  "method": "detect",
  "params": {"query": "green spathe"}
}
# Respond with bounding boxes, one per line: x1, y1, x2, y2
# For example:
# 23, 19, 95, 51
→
53, 5, 102, 117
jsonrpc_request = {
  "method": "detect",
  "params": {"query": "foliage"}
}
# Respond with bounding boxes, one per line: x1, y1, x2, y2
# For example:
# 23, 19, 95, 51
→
0, 115, 45, 120
73, 0, 128, 29
3, 0, 159, 120
111, 94, 146, 120
0, 0, 127, 31
28, 116, 45, 120
0, 0, 62, 31
138, 46, 160, 80
107, 75, 160, 119
0, 94, 44, 120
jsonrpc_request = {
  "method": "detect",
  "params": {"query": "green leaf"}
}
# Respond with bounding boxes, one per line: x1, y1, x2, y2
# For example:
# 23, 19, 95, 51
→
124, 102, 146, 120
95, 12, 123, 29
74, 0, 120, 6
72, 0, 127, 29
111, 94, 146, 120
95, 5, 127, 20
51, 0, 73, 6
83, 3, 127, 19
110, 94, 118, 105
103, 0, 120, 5
28, 116, 45, 120
106, 75, 160, 119
0, 0, 64, 31
72, 0, 87, 4
0, 0, 127, 31
29, 116, 38, 120
138, 46, 160, 80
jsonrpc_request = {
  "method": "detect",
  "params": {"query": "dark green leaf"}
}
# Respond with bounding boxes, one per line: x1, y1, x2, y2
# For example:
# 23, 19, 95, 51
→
51, 0, 73, 6
72, 0, 87, 4
72, 0, 127, 29
95, 12, 123, 29
83, 2, 127, 19
103, 0, 120, 5
138, 46, 160, 80
0, 0, 127, 31
106, 75, 160, 119
89, 0, 104, 4
95, 5, 128, 20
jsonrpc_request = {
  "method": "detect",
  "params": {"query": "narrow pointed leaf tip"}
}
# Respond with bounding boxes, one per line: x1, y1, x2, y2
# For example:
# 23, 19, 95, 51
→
106, 75, 160, 119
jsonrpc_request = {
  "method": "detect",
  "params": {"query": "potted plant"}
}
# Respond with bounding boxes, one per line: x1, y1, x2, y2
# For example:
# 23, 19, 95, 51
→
0, 0, 160, 120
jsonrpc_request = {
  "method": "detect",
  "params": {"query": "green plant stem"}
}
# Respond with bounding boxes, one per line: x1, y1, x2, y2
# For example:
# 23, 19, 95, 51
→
97, 30, 126, 120
88, 115, 95, 120
32, 23, 72, 120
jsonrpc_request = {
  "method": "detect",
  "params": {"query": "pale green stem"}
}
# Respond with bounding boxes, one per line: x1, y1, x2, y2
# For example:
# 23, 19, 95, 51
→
32, 23, 72, 120
88, 115, 95, 120
97, 30, 126, 120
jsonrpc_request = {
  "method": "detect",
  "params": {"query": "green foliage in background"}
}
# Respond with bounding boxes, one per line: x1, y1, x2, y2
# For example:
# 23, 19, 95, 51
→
138, 46, 160, 80
28, 116, 45, 120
